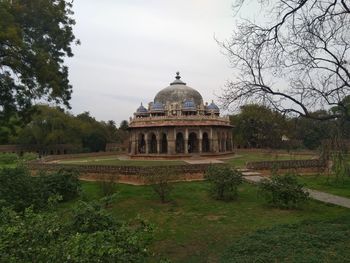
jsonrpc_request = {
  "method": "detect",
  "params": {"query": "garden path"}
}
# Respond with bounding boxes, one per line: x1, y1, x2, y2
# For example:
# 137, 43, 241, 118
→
242, 173, 350, 209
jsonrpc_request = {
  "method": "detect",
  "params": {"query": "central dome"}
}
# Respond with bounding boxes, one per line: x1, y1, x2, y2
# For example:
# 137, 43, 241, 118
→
154, 72, 203, 106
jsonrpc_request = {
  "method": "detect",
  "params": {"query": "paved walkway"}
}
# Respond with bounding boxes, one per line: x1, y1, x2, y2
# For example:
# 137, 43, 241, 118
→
242, 173, 350, 209
184, 159, 224, 164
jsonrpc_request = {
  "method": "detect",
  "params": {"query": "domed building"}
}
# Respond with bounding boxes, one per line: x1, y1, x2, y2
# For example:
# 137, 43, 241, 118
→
128, 72, 233, 157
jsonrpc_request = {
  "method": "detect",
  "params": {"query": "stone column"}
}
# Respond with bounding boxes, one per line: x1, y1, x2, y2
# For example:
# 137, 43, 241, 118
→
168, 128, 176, 154
145, 133, 149, 154
130, 132, 136, 155
210, 127, 214, 152
198, 128, 202, 153
184, 128, 188, 154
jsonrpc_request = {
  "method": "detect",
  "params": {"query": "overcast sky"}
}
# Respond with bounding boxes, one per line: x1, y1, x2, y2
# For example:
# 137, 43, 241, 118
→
66, 0, 249, 125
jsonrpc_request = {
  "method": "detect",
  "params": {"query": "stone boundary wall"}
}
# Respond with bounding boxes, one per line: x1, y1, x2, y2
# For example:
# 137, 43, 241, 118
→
28, 163, 215, 176
246, 159, 325, 170
235, 148, 315, 156
40, 151, 119, 162
28, 163, 219, 185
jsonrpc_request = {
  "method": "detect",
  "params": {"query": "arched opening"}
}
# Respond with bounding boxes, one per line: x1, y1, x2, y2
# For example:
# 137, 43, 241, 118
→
176, 132, 185, 153
138, 133, 146, 153
202, 132, 210, 152
149, 133, 157, 153
161, 133, 168, 153
188, 132, 198, 153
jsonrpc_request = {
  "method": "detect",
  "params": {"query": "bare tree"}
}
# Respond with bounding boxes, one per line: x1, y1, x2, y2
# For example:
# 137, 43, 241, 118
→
220, 0, 350, 120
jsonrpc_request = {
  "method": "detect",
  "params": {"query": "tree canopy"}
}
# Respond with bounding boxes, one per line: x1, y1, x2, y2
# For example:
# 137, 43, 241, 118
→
220, 0, 350, 121
0, 0, 78, 125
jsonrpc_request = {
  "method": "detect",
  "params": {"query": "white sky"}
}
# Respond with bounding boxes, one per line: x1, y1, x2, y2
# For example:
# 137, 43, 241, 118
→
66, 0, 256, 125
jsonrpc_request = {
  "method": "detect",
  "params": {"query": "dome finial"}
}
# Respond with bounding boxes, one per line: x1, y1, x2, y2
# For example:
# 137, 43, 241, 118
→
175, 71, 181, 80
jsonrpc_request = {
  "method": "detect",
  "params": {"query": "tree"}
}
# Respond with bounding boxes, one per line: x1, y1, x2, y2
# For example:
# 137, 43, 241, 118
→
220, 0, 350, 121
147, 167, 178, 203
230, 104, 287, 148
204, 165, 243, 201
0, 0, 78, 125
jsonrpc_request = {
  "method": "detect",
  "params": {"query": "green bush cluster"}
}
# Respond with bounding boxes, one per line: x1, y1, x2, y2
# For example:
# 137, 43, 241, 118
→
0, 153, 18, 164
0, 201, 153, 262
258, 173, 309, 209
205, 165, 243, 201
0, 166, 80, 212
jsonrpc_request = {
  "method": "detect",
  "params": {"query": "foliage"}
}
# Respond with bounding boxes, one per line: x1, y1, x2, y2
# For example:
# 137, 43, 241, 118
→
99, 174, 118, 198
0, 201, 153, 262
39, 168, 81, 202
0, 166, 80, 212
204, 165, 243, 201
0, 0, 78, 126
258, 173, 309, 209
230, 104, 287, 148
147, 166, 178, 203
0, 166, 43, 211
0, 153, 18, 164
331, 151, 350, 182
220, 0, 350, 121
221, 216, 350, 263
14, 105, 125, 152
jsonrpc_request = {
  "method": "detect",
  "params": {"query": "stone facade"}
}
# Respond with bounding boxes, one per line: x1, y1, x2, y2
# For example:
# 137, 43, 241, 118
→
128, 72, 233, 157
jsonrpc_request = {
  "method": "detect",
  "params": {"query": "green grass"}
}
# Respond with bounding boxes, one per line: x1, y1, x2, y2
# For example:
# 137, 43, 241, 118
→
58, 156, 186, 166
63, 180, 350, 262
224, 152, 315, 168
221, 215, 350, 262
298, 174, 350, 198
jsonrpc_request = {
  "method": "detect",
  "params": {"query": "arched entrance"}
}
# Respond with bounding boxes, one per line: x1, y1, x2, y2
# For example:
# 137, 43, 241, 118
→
188, 132, 198, 153
161, 133, 168, 153
149, 133, 157, 153
138, 133, 146, 153
202, 132, 210, 152
176, 132, 185, 153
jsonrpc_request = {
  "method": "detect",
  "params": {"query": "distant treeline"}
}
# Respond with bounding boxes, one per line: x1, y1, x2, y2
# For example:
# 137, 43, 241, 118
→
230, 104, 350, 150
0, 105, 128, 153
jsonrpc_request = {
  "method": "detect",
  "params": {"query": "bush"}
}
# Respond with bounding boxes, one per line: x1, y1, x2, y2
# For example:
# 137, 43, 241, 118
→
0, 153, 18, 165
0, 166, 81, 212
99, 174, 118, 197
39, 168, 81, 202
21, 152, 38, 162
204, 165, 243, 201
147, 167, 178, 203
258, 173, 309, 209
0, 201, 153, 262
0, 166, 44, 211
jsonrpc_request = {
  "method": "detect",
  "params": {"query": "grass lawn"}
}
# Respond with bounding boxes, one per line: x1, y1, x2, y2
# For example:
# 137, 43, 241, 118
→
63, 180, 350, 262
298, 174, 350, 198
58, 156, 186, 166
224, 152, 315, 168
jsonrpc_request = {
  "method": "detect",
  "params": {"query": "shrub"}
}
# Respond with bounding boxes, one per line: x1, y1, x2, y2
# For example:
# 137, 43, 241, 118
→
147, 167, 178, 203
0, 166, 44, 211
0, 201, 153, 262
0, 166, 81, 212
39, 168, 81, 202
21, 152, 38, 162
204, 165, 243, 201
99, 174, 118, 197
0, 153, 18, 165
258, 173, 309, 209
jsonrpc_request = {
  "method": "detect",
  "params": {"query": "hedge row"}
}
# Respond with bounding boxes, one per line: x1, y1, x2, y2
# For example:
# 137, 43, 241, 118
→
246, 159, 325, 170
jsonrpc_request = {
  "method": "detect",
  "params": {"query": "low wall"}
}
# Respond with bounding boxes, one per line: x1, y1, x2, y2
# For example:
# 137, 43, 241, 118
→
28, 163, 217, 184
246, 159, 325, 170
